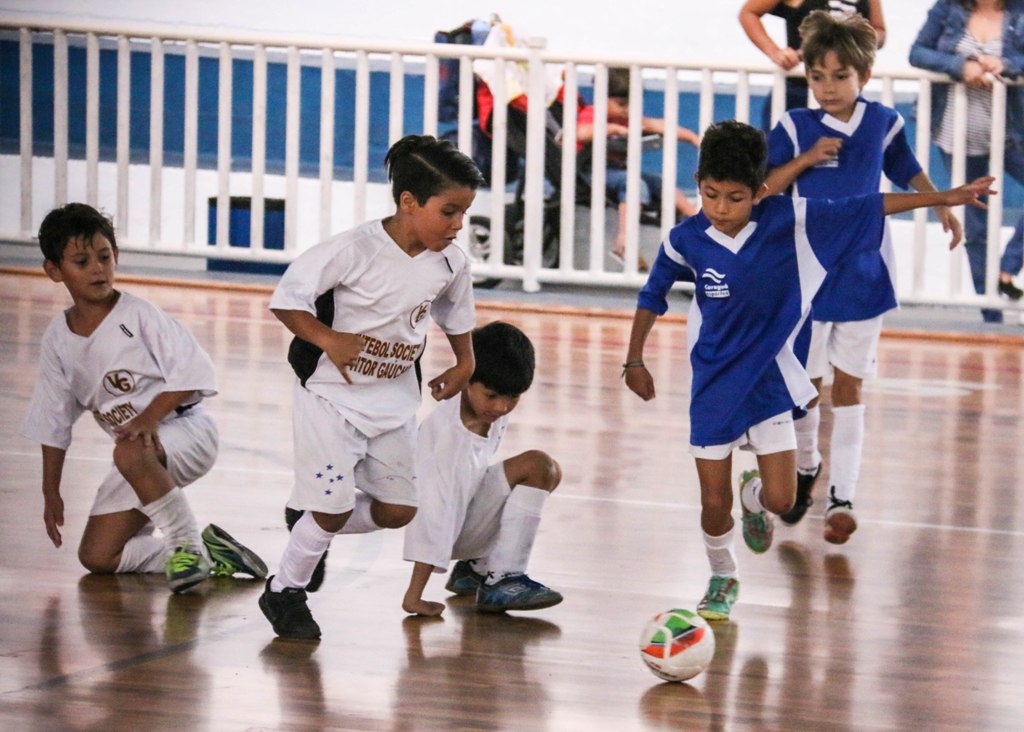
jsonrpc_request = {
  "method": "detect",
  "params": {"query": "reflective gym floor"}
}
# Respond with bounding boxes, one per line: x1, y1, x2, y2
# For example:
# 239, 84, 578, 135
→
1, 270, 1022, 731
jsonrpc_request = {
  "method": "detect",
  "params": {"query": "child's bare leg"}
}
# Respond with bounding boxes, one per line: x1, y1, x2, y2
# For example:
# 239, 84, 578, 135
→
695, 455, 735, 536
336, 492, 417, 534
79, 509, 153, 573
403, 561, 445, 617
754, 450, 797, 516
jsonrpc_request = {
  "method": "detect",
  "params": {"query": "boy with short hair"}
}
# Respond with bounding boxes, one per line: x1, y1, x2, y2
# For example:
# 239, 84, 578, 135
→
20, 203, 266, 594
623, 121, 991, 620
402, 321, 562, 617
764, 10, 959, 544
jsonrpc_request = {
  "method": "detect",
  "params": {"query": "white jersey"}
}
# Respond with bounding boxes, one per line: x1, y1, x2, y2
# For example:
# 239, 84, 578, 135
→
21, 291, 217, 449
403, 395, 508, 569
269, 219, 476, 437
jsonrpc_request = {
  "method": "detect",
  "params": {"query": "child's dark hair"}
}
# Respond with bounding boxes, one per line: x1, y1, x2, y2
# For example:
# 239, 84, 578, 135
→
799, 10, 877, 77
470, 321, 535, 397
384, 134, 485, 205
37, 203, 118, 264
696, 120, 767, 192
607, 67, 631, 100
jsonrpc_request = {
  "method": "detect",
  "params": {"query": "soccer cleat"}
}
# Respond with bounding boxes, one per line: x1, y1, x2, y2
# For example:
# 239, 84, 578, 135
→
285, 507, 328, 592
696, 575, 740, 621
475, 574, 563, 613
258, 576, 322, 640
740, 470, 774, 554
780, 464, 821, 526
445, 560, 486, 596
166, 547, 211, 593
201, 524, 268, 579
823, 488, 858, 545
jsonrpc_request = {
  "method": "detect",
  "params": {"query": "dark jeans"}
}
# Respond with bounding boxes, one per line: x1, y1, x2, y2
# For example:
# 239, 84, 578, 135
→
940, 150, 1024, 323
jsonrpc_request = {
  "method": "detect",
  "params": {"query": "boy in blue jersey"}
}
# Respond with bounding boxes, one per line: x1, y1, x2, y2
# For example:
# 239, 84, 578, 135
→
764, 11, 959, 544
623, 119, 991, 621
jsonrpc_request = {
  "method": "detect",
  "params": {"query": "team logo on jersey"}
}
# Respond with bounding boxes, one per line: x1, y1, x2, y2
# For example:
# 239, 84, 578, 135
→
701, 269, 731, 298
102, 370, 136, 395
409, 300, 430, 329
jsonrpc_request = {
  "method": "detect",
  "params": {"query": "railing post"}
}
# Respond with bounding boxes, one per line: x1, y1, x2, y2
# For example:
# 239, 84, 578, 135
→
986, 81, 1007, 305
522, 36, 547, 293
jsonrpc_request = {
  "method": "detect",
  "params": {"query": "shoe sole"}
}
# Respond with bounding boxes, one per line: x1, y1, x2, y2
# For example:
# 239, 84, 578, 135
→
202, 524, 269, 579
696, 608, 731, 622
476, 594, 563, 613
823, 512, 857, 545
258, 592, 322, 640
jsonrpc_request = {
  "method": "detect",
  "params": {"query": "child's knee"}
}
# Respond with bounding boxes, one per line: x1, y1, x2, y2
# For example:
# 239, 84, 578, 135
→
78, 544, 118, 574
515, 450, 561, 492
372, 502, 417, 529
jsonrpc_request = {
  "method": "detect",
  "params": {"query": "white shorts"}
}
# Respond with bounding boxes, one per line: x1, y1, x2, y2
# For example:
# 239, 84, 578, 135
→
450, 463, 512, 561
806, 316, 883, 380
90, 408, 219, 516
689, 411, 796, 461
288, 384, 417, 514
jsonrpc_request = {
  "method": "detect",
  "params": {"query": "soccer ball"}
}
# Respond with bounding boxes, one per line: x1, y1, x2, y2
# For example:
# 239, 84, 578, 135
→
638, 608, 715, 682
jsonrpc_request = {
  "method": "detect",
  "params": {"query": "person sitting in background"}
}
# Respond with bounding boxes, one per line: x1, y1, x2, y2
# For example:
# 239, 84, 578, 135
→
576, 67, 700, 271
910, 0, 1024, 322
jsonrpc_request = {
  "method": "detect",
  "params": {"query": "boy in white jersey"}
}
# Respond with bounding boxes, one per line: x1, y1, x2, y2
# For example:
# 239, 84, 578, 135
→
20, 204, 267, 593
402, 321, 562, 617
623, 121, 992, 621
259, 135, 484, 640
764, 11, 960, 544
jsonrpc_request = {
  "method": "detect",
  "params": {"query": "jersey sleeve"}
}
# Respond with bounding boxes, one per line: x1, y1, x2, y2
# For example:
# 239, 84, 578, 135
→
802, 194, 885, 271
882, 113, 923, 190
766, 116, 797, 169
20, 326, 84, 449
269, 237, 355, 315
430, 251, 476, 335
636, 236, 694, 315
138, 301, 217, 403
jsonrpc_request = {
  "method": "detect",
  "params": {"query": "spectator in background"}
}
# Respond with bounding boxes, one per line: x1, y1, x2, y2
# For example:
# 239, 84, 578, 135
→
576, 67, 700, 271
910, 0, 1024, 322
739, 0, 886, 130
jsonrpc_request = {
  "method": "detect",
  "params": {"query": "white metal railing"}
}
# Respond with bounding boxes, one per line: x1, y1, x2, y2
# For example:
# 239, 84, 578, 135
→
0, 16, 1020, 316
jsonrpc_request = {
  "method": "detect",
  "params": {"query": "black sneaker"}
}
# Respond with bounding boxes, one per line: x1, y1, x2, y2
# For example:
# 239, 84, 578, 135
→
780, 464, 820, 526
258, 576, 321, 640
998, 279, 1024, 301
285, 507, 328, 592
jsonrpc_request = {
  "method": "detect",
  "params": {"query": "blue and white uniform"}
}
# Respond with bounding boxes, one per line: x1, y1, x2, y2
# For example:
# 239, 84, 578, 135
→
638, 194, 885, 449
767, 99, 922, 322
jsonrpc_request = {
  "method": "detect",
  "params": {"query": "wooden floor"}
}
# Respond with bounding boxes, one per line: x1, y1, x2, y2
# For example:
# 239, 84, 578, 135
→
1, 270, 1023, 731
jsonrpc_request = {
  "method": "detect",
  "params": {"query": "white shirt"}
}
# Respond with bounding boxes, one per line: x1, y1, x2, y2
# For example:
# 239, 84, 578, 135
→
269, 219, 476, 437
21, 291, 218, 449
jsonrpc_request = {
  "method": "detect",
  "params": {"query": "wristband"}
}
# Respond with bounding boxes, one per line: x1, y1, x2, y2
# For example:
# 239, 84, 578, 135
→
621, 360, 645, 377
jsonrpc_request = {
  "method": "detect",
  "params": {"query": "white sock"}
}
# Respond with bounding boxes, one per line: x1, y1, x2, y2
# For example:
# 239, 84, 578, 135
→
272, 511, 335, 591
141, 488, 205, 558
483, 486, 548, 584
830, 404, 866, 504
740, 474, 765, 514
704, 528, 738, 578
335, 492, 382, 535
794, 405, 822, 474
116, 532, 167, 573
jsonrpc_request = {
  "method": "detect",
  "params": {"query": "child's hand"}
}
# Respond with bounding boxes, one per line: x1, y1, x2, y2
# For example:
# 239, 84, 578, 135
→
807, 136, 842, 166
322, 331, 365, 384
624, 364, 656, 401
935, 205, 963, 250
946, 177, 997, 209
428, 362, 473, 401
113, 414, 163, 448
43, 493, 64, 548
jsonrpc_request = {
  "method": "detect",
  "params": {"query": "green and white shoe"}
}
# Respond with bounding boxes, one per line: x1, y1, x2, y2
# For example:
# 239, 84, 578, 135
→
740, 470, 774, 554
201, 524, 268, 578
696, 575, 739, 621
166, 547, 211, 593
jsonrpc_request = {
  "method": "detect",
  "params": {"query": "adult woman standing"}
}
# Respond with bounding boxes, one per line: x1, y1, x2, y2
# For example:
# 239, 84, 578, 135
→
910, 0, 1024, 321
739, 0, 886, 126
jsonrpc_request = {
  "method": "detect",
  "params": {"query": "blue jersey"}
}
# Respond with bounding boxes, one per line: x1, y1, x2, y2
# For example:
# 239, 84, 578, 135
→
638, 194, 885, 448
767, 99, 922, 322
